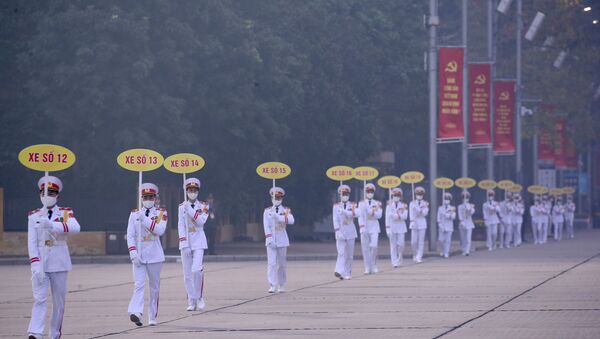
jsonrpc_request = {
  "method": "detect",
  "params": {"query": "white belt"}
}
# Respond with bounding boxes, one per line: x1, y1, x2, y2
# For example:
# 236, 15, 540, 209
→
38, 240, 67, 247
274, 225, 286, 231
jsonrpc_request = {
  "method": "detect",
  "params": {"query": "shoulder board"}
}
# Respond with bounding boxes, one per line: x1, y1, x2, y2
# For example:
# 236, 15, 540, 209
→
59, 207, 72, 211
334, 202, 341, 206
200, 201, 208, 205
131, 208, 139, 212
158, 207, 167, 211
28, 208, 40, 216
179, 202, 185, 206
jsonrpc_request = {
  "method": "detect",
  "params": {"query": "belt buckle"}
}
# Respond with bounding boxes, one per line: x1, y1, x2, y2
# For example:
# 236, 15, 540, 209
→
188, 226, 196, 233
143, 235, 153, 242
44, 240, 54, 247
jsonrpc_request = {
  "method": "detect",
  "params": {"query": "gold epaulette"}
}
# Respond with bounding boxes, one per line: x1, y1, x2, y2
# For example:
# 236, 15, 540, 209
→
28, 208, 40, 216
131, 208, 139, 212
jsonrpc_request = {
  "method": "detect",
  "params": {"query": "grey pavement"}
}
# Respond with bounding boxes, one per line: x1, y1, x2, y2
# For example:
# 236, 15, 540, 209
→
1, 231, 599, 338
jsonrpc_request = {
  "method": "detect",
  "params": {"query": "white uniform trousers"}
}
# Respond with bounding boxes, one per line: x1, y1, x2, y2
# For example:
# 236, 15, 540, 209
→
438, 229, 452, 257
486, 224, 498, 250
28, 271, 68, 339
531, 221, 539, 244
388, 232, 405, 267
411, 229, 426, 261
334, 238, 355, 277
553, 221, 563, 241
128, 262, 162, 321
503, 222, 512, 248
565, 216, 575, 239
498, 223, 507, 248
459, 227, 472, 255
360, 232, 378, 272
513, 222, 522, 246
181, 249, 205, 306
267, 246, 287, 287
541, 221, 549, 243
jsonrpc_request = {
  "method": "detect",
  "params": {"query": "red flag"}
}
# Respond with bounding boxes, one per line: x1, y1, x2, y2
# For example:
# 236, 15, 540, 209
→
493, 80, 515, 154
468, 63, 492, 145
438, 47, 465, 140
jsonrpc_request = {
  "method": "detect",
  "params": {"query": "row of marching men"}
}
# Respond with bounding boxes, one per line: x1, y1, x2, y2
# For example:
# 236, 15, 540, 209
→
24, 175, 576, 338
330, 183, 576, 281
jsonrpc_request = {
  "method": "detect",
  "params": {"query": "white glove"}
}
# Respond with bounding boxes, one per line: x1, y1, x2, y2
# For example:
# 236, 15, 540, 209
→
181, 247, 192, 257
359, 226, 366, 234
132, 256, 142, 267
334, 230, 342, 240
31, 262, 44, 284
266, 237, 276, 248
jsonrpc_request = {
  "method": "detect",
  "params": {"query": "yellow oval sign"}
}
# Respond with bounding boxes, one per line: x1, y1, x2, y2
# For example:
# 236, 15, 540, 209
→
18, 144, 76, 172
508, 184, 523, 193
527, 185, 545, 194
478, 180, 497, 190
257, 162, 291, 180
497, 180, 514, 190
433, 177, 454, 189
377, 175, 401, 189
164, 153, 205, 174
562, 187, 576, 195
401, 171, 425, 184
539, 186, 549, 194
550, 188, 563, 196
117, 148, 164, 172
326, 166, 354, 181
455, 177, 476, 189
353, 166, 379, 181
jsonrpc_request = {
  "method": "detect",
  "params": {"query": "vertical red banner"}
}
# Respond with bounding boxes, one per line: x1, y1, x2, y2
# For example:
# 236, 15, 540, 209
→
493, 80, 516, 154
538, 130, 554, 161
468, 63, 492, 145
438, 47, 465, 140
554, 119, 567, 169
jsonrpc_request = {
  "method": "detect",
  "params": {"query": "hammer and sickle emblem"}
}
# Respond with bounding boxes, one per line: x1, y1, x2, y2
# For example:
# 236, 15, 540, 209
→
474, 74, 486, 85
499, 91, 509, 100
445, 61, 458, 72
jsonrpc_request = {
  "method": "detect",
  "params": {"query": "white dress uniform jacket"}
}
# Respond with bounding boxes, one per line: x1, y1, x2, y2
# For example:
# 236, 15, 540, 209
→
333, 202, 358, 239
483, 200, 500, 225
178, 201, 209, 250
28, 206, 81, 272
437, 205, 456, 232
385, 201, 408, 233
127, 207, 167, 264
458, 203, 475, 229
409, 200, 429, 229
358, 199, 382, 233
263, 206, 295, 247
513, 201, 525, 224
552, 204, 565, 223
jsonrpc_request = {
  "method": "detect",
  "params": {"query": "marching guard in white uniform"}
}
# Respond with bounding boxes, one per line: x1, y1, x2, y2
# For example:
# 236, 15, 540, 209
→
409, 186, 429, 263
385, 188, 408, 267
127, 183, 167, 326
332, 185, 357, 279
564, 195, 576, 239
541, 195, 552, 243
263, 187, 295, 293
498, 192, 512, 248
178, 178, 209, 311
512, 194, 525, 246
552, 196, 565, 241
483, 190, 500, 251
530, 197, 543, 244
437, 192, 456, 258
27, 176, 81, 339
358, 183, 382, 274
458, 191, 475, 256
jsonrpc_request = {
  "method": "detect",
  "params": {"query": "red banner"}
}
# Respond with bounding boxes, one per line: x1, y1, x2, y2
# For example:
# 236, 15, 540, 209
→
438, 47, 465, 140
538, 130, 554, 161
468, 63, 492, 145
493, 80, 515, 154
554, 119, 567, 168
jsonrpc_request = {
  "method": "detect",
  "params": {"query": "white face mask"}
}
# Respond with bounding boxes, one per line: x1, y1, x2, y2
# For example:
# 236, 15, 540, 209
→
272, 198, 282, 207
142, 200, 155, 209
40, 195, 57, 208
392, 196, 400, 202
444, 199, 450, 205
187, 192, 198, 201
366, 192, 374, 199
463, 198, 469, 203
416, 195, 423, 201
488, 196, 494, 201
341, 195, 350, 202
